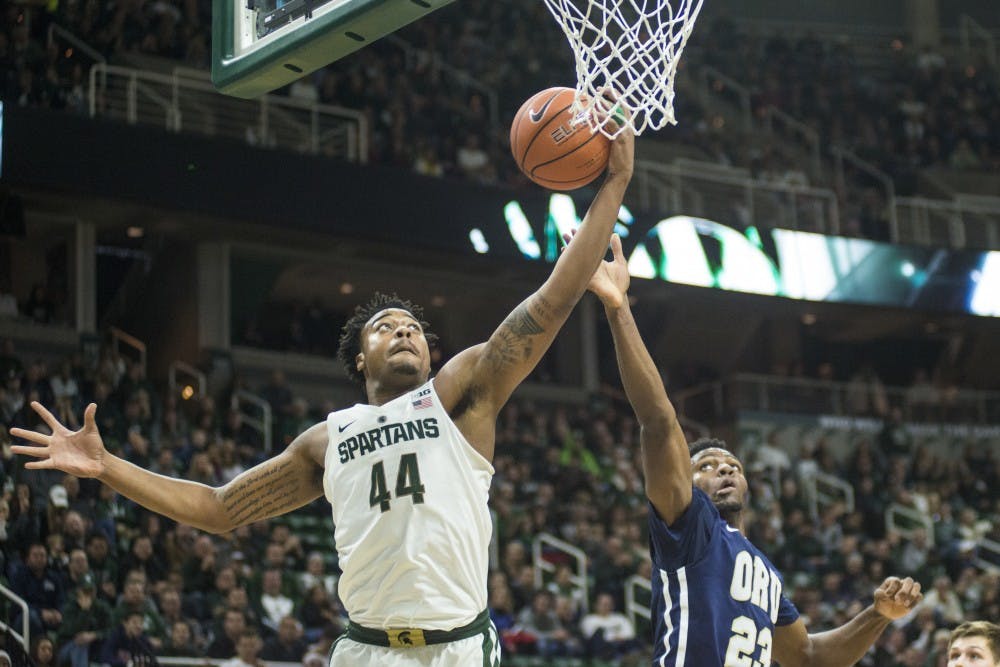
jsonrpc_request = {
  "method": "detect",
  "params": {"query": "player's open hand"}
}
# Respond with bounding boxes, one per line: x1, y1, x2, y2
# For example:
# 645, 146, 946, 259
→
10, 402, 108, 478
563, 230, 630, 309
872, 577, 923, 620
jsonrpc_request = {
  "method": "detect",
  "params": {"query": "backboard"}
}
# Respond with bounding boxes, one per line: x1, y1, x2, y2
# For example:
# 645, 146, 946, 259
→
212, 0, 457, 98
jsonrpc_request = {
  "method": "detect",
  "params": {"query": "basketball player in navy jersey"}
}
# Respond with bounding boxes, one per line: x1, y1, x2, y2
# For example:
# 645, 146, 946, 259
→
583, 232, 924, 667
12, 130, 634, 666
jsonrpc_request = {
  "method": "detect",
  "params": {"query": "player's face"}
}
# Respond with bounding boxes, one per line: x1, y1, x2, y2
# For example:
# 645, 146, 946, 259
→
948, 638, 999, 667
358, 308, 431, 383
691, 448, 749, 514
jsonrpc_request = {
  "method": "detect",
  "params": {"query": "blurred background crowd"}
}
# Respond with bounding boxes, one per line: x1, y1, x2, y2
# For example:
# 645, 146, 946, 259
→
1, 336, 997, 667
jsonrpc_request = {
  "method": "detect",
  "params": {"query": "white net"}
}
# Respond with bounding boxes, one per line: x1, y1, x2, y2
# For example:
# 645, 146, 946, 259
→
543, 0, 704, 138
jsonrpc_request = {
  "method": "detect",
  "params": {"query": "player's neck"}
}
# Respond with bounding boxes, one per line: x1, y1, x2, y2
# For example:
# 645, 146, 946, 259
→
365, 377, 424, 406
721, 510, 745, 534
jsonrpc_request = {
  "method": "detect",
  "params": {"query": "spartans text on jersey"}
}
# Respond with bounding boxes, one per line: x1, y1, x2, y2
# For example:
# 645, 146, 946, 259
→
337, 418, 440, 463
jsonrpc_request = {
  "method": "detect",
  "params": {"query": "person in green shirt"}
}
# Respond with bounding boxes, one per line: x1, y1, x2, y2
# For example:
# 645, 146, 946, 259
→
58, 575, 113, 667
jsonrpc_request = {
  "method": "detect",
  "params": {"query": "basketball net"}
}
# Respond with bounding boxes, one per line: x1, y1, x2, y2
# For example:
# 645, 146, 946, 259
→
543, 0, 704, 138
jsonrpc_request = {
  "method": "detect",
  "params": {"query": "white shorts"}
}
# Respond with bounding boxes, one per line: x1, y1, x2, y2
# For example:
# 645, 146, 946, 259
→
329, 624, 501, 667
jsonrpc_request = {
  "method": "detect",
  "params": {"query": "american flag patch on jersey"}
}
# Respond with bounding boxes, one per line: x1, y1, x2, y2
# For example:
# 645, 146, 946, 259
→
412, 396, 433, 409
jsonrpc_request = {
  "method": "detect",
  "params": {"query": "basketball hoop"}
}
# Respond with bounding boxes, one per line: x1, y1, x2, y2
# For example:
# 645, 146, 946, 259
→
543, 0, 704, 138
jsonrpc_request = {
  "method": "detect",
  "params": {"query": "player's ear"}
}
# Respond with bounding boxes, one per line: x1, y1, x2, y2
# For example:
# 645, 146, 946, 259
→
355, 353, 365, 374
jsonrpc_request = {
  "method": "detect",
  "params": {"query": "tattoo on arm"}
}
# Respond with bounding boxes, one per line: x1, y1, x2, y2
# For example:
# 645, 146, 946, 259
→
221, 461, 308, 527
484, 299, 557, 371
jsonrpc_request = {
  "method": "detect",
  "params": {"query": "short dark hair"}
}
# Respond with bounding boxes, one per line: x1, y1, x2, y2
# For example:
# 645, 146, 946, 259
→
336, 292, 437, 384
688, 437, 731, 459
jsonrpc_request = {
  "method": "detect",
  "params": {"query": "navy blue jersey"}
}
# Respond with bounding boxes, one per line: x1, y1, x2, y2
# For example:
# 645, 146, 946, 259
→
649, 488, 799, 666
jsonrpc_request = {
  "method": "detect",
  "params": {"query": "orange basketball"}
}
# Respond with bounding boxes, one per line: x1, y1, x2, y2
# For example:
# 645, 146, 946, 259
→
510, 87, 611, 191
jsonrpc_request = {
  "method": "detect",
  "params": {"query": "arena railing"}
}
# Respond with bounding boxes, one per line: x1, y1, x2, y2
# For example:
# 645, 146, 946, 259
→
895, 195, 1000, 250
802, 471, 855, 521
233, 389, 274, 454
0, 584, 29, 656
976, 538, 1000, 573
532, 532, 590, 614
634, 159, 842, 236
885, 502, 936, 547
88, 64, 369, 164
959, 14, 997, 67
673, 373, 1000, 425
110, 326, 147, 375
624, 574, 651, 629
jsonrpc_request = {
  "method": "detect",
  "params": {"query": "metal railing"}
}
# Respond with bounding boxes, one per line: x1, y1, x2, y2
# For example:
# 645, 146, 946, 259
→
0, 584, 29, 653
532, 532, 590, 614
674, 373, 1000, 426
762, 106, 822, 178
698, 65, 753, 132
635, 159, 841, 236
802, 471, 855, 521
234, 389, 273, 454
48, 24, 106, 67
895, 196, 1000, 250
832, 147, 899, 237
959, 14, 997, 67
109, 326, 147, 375
168, 361, 207, 400
885, 503, 935, 546
624, 574, 651, 629
975, 538, 1000, 573
89, 64, 368, 163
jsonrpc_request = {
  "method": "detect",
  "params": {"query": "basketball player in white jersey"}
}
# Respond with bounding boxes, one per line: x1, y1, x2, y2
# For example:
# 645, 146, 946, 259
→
11, 131, 635, 666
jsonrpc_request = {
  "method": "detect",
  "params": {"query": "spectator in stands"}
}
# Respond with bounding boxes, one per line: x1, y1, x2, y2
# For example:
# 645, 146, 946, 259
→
299, 551, 337, 597
220, 630, 264, 667
257, 568, 295, 633
112, 573, 166, 649
100, 611, 157, 667
297, 583, 341, 643
260, 615, 308, 662
919, 575, 966, 626
57, 574, 112, 667
9, 542, 64, 637
515, 589, 574, 657
0, 280, 18, 318
947, 621, 1000, 667
206, 609, 248, 659
23, 284, 54, 324
60, 547, 92, 592
579, 592, 637, 659
163, 620, 202, 657
29, 637, 55, 667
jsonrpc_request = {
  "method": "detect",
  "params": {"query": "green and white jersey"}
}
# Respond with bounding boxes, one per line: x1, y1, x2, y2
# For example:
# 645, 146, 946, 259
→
323, 379, 494, 630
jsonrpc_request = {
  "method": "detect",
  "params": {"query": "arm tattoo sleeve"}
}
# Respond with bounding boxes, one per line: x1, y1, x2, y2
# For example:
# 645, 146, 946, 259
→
220, 460, 305, 527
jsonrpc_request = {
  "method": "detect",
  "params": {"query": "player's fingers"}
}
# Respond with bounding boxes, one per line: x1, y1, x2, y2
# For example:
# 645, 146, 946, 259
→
880, 577, 902, 597
83, 403, 98, 432
610, 233, 624, 260
30, 401, 64, 433
11, 444, 51, 458
25, 459, 57, 470
10, 428, 51, 446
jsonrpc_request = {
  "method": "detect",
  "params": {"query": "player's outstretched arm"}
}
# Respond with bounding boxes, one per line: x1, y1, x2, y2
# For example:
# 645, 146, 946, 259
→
589, 234, 692, 524
12, 402, 326, 534
773, 577, 923, 667
436, 131, 633, 451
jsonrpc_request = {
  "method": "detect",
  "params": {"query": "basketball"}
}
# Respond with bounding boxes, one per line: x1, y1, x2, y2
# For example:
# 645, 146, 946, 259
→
510, 87, 612, 191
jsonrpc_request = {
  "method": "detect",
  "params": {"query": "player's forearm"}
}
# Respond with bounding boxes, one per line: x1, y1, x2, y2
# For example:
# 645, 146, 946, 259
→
605, 301, 676, 429
544, 175, 629, 305
99, 455, 231, 533
804, 606, 892, 667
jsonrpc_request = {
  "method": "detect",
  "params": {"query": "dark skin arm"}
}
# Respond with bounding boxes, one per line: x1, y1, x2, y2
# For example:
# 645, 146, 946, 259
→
435, 129, 634, 462
11, 402, 326, 534
773, 577, 923, 667
583, 233, 692, 524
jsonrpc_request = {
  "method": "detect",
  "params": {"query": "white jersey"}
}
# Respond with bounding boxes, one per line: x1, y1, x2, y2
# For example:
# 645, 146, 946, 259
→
323, 379, 494, 630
